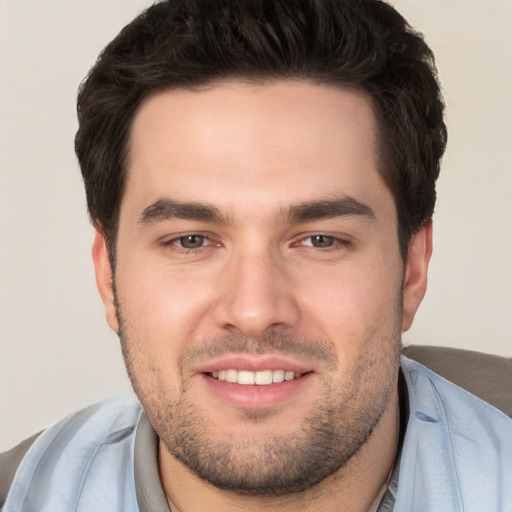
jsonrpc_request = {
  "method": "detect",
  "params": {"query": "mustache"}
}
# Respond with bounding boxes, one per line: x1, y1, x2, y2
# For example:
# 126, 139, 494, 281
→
179, 332, 338, 371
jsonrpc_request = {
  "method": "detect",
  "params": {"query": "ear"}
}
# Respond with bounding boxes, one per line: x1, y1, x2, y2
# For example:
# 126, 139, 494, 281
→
402, 219, 433, 332
92, 229, 120, 333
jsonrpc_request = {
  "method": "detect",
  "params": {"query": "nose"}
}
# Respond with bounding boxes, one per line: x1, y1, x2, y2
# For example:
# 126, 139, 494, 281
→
213, 247, 300, 338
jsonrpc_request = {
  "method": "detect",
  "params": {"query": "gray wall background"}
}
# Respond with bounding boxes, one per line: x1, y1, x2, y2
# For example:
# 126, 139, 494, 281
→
1, 0, 511, 450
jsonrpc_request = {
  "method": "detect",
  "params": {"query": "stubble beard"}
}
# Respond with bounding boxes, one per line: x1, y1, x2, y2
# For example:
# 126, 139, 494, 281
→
117, 317, 402, 497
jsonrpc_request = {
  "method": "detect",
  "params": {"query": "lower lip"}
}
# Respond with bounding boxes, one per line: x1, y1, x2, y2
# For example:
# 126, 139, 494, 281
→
199, 372, 313, 410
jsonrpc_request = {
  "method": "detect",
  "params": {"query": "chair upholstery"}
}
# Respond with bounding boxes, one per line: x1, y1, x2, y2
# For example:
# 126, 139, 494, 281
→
403, 345, 512, 417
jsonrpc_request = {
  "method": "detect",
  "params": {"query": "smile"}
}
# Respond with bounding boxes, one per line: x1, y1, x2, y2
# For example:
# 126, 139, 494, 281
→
210, 369, 303, 385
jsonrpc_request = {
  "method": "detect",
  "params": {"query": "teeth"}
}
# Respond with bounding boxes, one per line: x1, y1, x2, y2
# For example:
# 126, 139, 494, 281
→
272, 369, 285, 383
255, 370, 273, 385
226, 369, 238, 383
238, 370, 255, 385
213, 369, 302, 385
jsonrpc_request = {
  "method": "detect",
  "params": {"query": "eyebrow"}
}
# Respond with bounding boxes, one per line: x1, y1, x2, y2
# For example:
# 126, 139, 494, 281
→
282, 197, 375, 224
139, 198, 230, 225
138, 195, 375, 226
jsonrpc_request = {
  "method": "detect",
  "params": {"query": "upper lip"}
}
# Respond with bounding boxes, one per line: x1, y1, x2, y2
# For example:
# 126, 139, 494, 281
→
192, 354, 313, 375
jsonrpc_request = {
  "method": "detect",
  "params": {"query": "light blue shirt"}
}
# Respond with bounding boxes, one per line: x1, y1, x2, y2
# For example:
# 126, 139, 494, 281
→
3, 357, 512, 511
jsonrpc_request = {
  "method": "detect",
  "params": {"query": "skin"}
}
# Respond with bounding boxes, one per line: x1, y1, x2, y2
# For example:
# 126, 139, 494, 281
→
93, 81, 431, 511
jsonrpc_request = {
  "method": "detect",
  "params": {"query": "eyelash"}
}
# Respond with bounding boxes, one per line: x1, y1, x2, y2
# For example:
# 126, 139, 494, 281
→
293, 234, 352, 251
160, 233, 352, 253
161, 234, 217, 251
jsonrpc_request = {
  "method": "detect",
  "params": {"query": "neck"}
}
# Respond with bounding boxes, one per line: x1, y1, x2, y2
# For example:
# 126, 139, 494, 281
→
159, 389, 400, 512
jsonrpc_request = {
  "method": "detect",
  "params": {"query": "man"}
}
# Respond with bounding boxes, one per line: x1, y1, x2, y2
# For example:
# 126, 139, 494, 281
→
1, 0, 511, 511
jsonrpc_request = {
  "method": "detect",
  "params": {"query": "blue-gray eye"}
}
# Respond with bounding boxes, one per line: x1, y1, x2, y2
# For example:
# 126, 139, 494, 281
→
179, 235, 205, 249
309, 235, 336, 248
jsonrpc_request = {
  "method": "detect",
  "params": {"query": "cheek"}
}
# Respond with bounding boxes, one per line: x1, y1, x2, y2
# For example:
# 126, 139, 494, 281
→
114, 260, 217, 358
295, 261, 402, 347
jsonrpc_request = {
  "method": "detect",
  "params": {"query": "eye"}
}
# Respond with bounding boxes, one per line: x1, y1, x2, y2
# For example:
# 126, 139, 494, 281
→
293, 233, 353, 252
303, 235, 337, 248
158, 232, 221, 257
175, 234, 208, 249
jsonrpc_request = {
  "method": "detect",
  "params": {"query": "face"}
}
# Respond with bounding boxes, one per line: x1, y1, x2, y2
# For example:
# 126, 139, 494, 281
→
93, 81, 430, 496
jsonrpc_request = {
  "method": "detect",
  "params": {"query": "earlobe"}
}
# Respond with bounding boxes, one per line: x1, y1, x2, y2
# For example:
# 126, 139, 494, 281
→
402, 220, 433, 332
91, 229, 120, 333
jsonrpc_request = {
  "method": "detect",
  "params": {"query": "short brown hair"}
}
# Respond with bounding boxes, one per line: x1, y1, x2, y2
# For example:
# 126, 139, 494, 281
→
75, 0, 446, 260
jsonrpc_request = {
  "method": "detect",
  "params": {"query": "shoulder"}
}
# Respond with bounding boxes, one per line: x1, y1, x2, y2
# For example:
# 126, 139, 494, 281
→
0, 432, 42, 508
401, 354, 512, 428
1, 393, 143, 512
396, 355, 512, 511
403, 344, 512, 416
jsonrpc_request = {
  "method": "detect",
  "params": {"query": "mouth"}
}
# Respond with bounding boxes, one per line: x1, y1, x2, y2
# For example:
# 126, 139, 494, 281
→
209, 369, 305, 385
194, 355, 315, 409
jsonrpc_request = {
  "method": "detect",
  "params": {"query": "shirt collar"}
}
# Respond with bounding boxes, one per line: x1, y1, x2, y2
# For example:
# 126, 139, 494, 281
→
134, 411, 172, 512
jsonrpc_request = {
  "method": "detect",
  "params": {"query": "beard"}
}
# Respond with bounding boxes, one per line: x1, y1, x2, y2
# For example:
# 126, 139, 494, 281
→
117, 318, 402, 497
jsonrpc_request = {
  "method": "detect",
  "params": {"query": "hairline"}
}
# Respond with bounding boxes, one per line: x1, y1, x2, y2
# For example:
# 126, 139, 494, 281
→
101, 77, 409, 267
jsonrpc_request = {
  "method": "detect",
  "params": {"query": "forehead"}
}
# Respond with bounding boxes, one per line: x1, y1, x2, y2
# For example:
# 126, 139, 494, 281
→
124, 80, 390, 219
